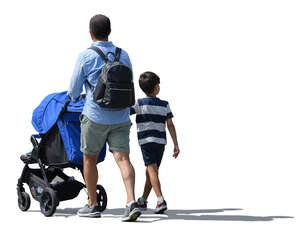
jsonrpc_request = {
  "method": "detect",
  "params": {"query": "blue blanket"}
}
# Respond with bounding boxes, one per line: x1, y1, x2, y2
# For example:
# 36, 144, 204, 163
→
32, 91, 106, 165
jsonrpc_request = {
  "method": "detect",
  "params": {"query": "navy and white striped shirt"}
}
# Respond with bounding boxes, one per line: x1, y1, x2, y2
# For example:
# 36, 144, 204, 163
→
130, 97, 173, 145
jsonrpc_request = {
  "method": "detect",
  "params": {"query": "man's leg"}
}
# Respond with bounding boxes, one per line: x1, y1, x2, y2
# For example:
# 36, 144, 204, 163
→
108, 121, 141, 221
113, 151, 141, 221
112, 151, 135, 203
78, 114, 106, 217
77, 153, 101, 217
83, 154, 99, 206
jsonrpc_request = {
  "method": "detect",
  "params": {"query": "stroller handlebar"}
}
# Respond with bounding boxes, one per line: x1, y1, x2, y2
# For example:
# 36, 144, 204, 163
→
59, 100, 71, 116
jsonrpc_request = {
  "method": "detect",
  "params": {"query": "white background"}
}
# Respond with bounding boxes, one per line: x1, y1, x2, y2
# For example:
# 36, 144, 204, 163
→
0, 0, 299, 233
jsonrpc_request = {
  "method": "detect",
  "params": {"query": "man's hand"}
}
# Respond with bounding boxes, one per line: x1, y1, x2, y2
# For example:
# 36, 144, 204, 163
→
173, 145, 180, 158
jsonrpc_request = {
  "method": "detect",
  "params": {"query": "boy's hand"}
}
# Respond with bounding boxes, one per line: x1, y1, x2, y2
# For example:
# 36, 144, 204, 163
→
173, 145, 180, 158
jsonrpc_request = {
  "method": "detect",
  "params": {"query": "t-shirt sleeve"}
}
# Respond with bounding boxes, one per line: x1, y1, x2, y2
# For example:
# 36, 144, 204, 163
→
166, 103, 174, 119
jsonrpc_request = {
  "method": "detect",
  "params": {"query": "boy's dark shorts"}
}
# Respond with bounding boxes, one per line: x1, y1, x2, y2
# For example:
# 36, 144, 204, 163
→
140, 143, 165, 167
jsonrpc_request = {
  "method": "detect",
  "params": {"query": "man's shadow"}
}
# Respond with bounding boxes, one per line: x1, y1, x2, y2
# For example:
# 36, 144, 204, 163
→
51, 207, 293, 222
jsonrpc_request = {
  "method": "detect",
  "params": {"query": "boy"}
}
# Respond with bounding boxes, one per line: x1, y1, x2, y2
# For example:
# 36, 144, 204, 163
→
130, 71, 180, 214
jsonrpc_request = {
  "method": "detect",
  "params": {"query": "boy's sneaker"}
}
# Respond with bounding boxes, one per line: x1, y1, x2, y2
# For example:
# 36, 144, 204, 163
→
122, 202, 141, 222
154, 200, 167, 214
137, 197, 148, 211
77, 204, 101, 218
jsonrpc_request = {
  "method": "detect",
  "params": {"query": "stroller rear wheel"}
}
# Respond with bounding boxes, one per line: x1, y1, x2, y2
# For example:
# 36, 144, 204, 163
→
96, 185, 107, 212
18, 192, 31, 211
40, 188, 58, 217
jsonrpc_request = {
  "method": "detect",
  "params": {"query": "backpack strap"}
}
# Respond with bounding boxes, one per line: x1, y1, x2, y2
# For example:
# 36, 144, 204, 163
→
86, 80, 94, 91
89, 46, 108, 62
87, 46, 108, 91
114, 47, 122, 62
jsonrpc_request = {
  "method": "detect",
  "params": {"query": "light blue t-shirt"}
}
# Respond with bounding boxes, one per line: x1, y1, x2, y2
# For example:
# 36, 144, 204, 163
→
67, 41, 132, 125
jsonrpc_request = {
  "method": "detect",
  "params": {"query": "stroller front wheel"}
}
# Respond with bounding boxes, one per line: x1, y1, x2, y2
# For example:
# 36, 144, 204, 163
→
40, 188, 58, 217
18, 192, 31, 211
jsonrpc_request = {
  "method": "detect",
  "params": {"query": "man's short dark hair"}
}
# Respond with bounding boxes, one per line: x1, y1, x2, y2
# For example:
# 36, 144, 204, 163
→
89, 14, 111, 40
139, 71, 160, 95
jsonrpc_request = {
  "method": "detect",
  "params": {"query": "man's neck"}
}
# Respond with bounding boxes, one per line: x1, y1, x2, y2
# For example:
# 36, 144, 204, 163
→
93, 38, 109, 42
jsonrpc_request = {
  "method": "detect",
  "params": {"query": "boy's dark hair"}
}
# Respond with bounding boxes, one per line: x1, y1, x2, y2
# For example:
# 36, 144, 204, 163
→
89, 14, 111, 40
139, 71, 160, 95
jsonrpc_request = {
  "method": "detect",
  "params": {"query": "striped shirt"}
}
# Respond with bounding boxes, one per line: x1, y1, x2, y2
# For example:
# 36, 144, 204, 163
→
130, 97, 173, 145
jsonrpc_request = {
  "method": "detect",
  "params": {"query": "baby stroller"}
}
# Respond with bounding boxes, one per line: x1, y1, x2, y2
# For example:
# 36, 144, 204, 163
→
17, 91, 107, 217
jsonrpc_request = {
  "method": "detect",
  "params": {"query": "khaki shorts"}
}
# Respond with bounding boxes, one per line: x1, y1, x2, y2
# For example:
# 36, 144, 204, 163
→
80, 114, 131, 155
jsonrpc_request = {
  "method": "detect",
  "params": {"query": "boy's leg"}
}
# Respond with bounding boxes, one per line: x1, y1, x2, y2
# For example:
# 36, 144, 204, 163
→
141, 143, 165, 199
146, 163, 163, 198
142, 169, 152, 200
143, 144, 167, 213
147, 164, 168, 214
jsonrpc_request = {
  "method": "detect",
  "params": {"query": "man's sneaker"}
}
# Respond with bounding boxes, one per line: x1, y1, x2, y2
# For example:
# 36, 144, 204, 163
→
77, 204, 101, 218
121, 202, 141, 222
137, 197, 148, 211
154, 200, 167, 214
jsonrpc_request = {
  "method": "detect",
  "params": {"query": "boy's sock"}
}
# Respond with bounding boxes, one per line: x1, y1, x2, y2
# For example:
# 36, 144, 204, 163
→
157, 196, 164, 203
127, 200, 136, 207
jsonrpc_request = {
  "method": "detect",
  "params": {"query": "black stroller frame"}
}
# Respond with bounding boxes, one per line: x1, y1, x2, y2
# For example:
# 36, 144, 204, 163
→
17, 101, 107, 217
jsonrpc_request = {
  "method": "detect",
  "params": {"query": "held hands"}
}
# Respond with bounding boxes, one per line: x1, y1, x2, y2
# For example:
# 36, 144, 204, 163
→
173, 145, 180, 159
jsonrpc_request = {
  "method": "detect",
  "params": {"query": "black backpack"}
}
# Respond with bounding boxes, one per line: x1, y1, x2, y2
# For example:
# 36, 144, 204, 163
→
87, 46, 135, 109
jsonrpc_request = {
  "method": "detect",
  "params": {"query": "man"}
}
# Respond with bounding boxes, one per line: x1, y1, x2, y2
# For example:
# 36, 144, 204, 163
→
68, 14, 141, 221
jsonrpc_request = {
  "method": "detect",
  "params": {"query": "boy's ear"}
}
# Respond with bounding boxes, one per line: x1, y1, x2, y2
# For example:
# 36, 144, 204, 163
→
155, 84, 160, 92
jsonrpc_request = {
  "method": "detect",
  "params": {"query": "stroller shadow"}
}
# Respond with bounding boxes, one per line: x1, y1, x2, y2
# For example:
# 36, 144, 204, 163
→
28, 208, 80, 217
30, 207, 294, 222
102, 208, 294, 223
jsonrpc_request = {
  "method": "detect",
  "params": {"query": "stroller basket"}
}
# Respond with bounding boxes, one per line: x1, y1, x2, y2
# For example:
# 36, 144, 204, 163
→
51, 179, 84, 202
27, 168, 84, 202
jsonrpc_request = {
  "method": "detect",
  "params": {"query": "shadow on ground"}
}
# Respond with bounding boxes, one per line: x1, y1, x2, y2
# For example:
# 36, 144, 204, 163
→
103, 208, 294, 223
28, 207, 294, 222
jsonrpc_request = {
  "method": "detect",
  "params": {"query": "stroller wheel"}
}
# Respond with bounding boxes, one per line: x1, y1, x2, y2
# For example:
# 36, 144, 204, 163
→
96, 185, 107, 212
18, 192, 31, 211
40, 188, 58, 217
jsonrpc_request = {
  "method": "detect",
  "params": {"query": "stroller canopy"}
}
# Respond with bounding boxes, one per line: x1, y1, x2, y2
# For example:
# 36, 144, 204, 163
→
32, 91, 84, 134
31, 91, 106, 166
